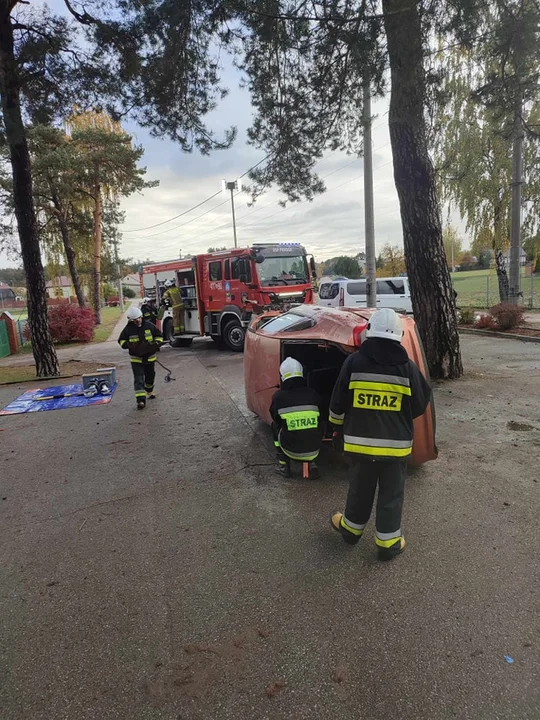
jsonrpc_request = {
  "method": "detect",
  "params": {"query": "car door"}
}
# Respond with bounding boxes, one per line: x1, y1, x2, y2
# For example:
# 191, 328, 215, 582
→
204, 259, 226, 313
376, 278, 408, 311
345, 280, 367, 307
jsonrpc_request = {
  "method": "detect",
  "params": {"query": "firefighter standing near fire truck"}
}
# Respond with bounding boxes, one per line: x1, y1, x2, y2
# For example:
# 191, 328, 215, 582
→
270, 358, 323, 479
329, 308, 431, 560
141, 296, 157, 325
161, 279, 184, 335
118, 306, 163, 409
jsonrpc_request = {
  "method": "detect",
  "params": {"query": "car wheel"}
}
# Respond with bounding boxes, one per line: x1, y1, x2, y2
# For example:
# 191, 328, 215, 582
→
164, 318, 192, 348
222, 320, 245, 352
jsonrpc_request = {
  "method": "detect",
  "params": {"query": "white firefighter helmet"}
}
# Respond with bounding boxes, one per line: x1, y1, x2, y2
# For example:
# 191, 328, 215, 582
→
365, 308, 404, 343
142, 296, 151, 304
279, 357, 304, 382
164, 279, 174, 288
127, 306, 143, 321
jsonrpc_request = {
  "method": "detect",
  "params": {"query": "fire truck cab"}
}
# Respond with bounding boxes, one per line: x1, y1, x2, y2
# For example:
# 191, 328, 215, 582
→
140, 243, 316, 351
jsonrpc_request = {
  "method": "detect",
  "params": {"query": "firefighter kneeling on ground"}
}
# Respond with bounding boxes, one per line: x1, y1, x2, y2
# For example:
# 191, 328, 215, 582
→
118, 306, 163, 410
270, 358, 323, 479
329, 308, 431, 560
161, 279, 184, 335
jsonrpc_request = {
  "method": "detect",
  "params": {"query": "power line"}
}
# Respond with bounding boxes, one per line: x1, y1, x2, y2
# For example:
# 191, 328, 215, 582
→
122, 153, 271, 234
122, 190, 221, 233
156, 141, 393, 253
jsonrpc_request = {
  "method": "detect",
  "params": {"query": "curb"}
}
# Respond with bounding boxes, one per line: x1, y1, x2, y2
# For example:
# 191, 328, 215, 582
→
459, 327, 540, 344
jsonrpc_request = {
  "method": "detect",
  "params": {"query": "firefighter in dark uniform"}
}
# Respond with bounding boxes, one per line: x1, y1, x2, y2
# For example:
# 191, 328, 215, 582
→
118, 306, 163, 409
329, 308, 431, 560
141, 296, 157, 325
270, 358, 323, 479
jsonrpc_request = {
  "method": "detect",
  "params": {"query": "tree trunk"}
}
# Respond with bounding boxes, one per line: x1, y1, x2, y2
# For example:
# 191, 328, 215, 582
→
93, 183, 102, 324
0, 8, 59, 377
382, 0, 462, 379
495, 249, 509, 303
493, 203, 509, 303
51, 193, 86, 308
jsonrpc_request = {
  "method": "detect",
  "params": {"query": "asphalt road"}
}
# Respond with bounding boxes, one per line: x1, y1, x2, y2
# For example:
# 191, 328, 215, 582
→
1, 335, 539, 720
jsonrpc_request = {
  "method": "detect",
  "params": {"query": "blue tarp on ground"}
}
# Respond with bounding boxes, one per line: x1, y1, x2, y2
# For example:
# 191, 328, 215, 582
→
0, 383, 117, 416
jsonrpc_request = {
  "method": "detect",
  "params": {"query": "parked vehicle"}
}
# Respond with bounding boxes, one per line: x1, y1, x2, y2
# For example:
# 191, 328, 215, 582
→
318, 276, 413, 314
244, 304, 437, 465
140, 244, 317, 351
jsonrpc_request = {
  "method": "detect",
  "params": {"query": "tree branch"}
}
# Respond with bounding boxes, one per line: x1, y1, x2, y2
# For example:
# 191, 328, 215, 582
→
62, 0, 97, 26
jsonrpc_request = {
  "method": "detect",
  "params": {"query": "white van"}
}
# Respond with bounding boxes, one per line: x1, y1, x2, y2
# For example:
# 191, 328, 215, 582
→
318, 277, 413, 314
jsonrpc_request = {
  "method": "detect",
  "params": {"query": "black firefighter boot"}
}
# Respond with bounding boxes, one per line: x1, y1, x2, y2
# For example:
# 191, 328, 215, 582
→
275, 451, 291, 478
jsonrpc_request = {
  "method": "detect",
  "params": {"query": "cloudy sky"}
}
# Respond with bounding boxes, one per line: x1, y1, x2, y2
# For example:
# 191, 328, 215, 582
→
0, 1, 465, 268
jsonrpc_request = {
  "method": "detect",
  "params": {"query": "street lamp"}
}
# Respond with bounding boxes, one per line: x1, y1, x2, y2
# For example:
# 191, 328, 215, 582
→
222, 179, 243, 248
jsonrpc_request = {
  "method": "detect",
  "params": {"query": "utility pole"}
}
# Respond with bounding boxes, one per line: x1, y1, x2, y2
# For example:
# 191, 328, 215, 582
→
363, 78, 376, 308
112, 237, 124, 313
222, 180, 240, 248
509, 103, 524, 305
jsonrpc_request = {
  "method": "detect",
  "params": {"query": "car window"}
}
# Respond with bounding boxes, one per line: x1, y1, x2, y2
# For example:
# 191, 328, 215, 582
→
260, 313, 315, 334
347, 281, 367, 296
319, 282, 339, 299
377, 279, 405, 295
231, 258, 251, 283
209, 261, 222, 282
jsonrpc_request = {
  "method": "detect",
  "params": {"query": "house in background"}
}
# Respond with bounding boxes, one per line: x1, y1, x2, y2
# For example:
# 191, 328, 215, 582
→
45, 276, 88, 299
0, 282, 16, 303
502, 248, 527, 267
121, 273, 141, 296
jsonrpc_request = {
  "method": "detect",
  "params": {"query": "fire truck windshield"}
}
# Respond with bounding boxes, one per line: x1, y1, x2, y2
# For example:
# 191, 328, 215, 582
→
256, 255, 308, 286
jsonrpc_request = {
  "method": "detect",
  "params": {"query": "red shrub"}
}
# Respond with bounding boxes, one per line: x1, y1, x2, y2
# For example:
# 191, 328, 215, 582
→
24, 304, 95, 344
489, 302, 524, 331
474, 313, 496, 330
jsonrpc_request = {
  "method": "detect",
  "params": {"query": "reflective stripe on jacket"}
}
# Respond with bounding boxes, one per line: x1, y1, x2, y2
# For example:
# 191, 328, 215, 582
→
329, 337, 431, 460
270, 380, 323, 461
118, 320, 163, 362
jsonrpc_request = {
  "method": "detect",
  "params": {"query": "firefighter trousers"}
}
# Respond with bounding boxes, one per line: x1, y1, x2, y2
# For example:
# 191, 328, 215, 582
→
172, 303, 184, 334
131, 360, 156, 402
343, 458, 406, 547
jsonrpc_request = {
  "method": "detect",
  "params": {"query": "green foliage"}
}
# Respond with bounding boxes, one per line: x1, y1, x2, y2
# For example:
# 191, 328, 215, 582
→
0, 267, 25, 285
321, 256, 362, 279
458, 307, 476, 325
6, 1, 237, 153
434, 1, 540, 248
102, 282, 117, 299
377, 244, 406, 277
477, 249, 493, 269
122, 286, 136, 298
442, 225, 463, 268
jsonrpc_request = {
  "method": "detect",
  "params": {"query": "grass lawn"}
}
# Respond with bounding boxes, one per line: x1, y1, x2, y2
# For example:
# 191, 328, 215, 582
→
0, 361, 109, 385
93, 306, 123, 342
451, 268, 540, 308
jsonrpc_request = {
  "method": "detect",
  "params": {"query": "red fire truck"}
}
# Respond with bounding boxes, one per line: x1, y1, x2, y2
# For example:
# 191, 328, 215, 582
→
139, 243, 317, 351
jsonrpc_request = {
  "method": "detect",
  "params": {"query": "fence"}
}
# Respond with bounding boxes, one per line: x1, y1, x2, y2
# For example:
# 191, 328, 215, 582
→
453, 271, 540, 310
0, 297, 75, 311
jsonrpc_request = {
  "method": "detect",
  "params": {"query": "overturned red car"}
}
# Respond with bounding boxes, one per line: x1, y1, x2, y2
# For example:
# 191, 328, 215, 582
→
244, 304, 437, 466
